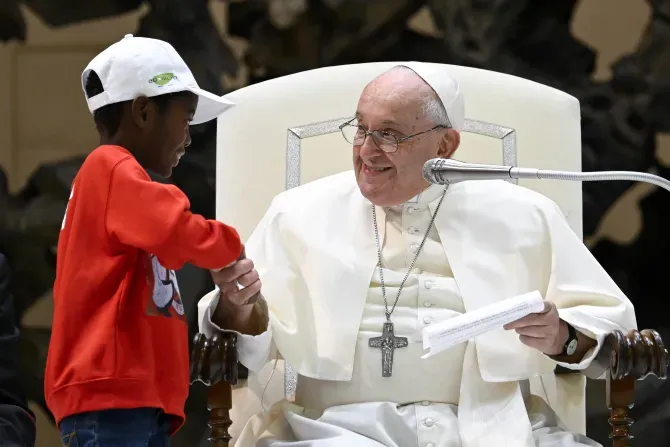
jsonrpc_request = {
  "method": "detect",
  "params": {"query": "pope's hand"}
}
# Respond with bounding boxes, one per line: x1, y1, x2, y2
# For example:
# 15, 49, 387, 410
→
210, 249, 262, 308
503, 301, 569, 356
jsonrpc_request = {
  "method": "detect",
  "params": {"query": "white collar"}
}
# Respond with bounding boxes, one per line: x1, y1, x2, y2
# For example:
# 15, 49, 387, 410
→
380, 184, 449, 215
408, 183, 448, 205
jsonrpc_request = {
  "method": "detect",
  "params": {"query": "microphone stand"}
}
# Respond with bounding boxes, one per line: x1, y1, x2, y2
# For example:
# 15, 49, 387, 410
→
510, 168, 670, 193
424, 157, 670, 192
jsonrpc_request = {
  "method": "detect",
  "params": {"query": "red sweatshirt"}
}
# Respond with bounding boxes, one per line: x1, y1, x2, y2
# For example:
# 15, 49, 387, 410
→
45, 145, 242, 432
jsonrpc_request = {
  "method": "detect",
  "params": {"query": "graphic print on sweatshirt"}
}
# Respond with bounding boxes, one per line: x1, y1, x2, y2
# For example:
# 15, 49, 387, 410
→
145, 254, 186, 320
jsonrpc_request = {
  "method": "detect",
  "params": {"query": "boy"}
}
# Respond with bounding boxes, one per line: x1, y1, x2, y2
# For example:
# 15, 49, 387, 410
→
45, 34, 246, 445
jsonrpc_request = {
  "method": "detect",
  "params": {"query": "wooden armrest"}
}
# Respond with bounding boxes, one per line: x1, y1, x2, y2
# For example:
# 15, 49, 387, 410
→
191, 332, 240, 447
605, 329, 668, 447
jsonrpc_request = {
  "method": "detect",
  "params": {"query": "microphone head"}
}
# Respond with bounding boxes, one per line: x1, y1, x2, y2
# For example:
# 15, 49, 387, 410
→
423, 158, 513, 184
423, 158, 468, 185
422, 158, 442, 184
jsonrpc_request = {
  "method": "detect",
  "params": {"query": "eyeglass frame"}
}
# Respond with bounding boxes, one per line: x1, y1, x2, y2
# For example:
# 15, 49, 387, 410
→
338, 117, 451, 154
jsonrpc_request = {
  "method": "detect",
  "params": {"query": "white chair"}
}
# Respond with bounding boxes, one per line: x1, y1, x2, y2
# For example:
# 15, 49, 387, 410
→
190, 62, 662, 446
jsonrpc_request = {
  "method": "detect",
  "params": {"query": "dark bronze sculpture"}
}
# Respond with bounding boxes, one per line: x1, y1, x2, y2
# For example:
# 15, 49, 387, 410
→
1, 0, 670, 445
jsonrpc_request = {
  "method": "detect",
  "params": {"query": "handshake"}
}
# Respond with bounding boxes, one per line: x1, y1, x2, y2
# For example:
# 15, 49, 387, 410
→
210, 247, 263, 330
209, 247, 268, 336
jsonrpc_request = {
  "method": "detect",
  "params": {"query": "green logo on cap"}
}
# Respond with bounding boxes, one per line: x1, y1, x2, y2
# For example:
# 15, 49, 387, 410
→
150, 73, 177, 86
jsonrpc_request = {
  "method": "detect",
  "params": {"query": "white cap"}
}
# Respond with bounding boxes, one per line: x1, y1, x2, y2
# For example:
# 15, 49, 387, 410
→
82, 34, 234, 125
399, 62, 465, 132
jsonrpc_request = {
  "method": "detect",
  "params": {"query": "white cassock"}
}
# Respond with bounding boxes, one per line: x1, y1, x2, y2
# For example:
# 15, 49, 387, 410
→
198, 171, 636, 447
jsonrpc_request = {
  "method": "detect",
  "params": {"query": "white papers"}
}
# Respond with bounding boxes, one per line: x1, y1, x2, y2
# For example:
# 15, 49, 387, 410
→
422, 290, 545, 359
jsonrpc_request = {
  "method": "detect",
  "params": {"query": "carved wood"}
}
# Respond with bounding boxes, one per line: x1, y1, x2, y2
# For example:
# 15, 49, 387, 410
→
207, 381, 233, 446
191, 332, 239, 446
606, 329, 668, 446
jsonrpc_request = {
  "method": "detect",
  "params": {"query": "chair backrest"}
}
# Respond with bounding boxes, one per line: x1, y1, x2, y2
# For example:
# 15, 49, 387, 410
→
215, 62, 584, 437
217, 62, 582, 241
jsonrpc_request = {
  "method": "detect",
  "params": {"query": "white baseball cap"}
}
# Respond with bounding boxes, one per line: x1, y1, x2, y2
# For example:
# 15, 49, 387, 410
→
399, 62, 465, 132
82, 34, 234, 125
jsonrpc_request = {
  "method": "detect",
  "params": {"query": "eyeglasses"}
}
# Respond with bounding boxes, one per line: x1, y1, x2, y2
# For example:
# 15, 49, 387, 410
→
339, 118, 449, 153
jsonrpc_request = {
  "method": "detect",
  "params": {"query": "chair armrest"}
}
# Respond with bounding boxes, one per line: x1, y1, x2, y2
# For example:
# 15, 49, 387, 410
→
605, 329, 668, 447
191, 332, 239, 447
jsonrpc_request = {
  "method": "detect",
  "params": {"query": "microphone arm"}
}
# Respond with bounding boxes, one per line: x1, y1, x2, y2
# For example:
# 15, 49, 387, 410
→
423, 158, 670, 193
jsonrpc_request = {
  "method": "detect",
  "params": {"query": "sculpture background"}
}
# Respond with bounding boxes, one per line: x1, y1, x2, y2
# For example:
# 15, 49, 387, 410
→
1, 0, 669, 445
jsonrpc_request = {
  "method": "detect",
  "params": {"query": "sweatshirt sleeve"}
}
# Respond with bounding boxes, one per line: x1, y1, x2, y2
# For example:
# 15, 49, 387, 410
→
105, 159, 243, 270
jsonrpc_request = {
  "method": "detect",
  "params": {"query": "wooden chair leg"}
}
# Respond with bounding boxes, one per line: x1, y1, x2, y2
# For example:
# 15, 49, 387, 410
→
191, 332, 239, 446
607, 373, 634, 447
207, 381, 233, 446
605, 329, 668, 447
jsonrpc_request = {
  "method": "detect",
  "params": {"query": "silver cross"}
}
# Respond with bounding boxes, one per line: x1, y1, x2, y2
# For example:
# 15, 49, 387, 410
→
368, 322, 408, 377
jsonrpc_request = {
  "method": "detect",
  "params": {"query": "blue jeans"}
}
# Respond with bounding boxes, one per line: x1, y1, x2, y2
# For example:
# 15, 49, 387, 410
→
59, 408, 171, 447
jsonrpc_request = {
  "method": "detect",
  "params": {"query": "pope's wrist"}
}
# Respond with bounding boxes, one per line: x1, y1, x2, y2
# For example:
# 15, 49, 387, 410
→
214, 289, 249, 318
213, 289, 266, 334
544, 320, 570, 356
558, 319, 570, 348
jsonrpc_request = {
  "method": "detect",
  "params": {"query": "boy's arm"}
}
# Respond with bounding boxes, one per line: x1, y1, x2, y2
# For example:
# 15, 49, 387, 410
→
105, 159, 242, 270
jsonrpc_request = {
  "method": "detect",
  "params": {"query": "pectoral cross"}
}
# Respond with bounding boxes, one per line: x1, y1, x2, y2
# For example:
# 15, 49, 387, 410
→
369, 322, 408, 377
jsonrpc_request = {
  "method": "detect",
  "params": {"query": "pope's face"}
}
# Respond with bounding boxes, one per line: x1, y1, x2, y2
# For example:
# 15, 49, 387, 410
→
353, 71, 459, 207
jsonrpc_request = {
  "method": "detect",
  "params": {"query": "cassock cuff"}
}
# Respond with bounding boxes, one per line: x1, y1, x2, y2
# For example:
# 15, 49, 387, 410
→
197, 289, 273, 373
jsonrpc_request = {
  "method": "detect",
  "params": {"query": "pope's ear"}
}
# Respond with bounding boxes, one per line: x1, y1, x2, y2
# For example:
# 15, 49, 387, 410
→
437, 129, 460, 158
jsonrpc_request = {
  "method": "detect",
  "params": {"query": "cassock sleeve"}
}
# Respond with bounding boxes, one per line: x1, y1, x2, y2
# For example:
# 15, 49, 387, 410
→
197, 197, 293, 374
543, 203, 637, 376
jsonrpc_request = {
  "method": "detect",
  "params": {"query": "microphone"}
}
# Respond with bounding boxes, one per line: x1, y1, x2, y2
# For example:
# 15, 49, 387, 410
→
423, 158, 670, 193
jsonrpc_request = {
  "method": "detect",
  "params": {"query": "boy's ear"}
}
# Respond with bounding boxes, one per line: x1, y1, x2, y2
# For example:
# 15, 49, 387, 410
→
131, 96, 153, 129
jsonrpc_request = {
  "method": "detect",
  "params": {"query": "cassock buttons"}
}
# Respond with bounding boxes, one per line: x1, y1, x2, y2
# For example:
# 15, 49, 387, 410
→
421, 400, 430, 406
410, 244, 419, 253
406, 206, 416, 214
408, 226, 420, 234
423, 301, 432, 308
426, 444, 435, 447
423, 316, 433, 324
423, 417, 434, 427
425, 281, 434, 289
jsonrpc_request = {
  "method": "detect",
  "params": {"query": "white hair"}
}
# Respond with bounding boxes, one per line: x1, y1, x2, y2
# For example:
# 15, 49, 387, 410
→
421, 95, 449, 127
385, 65, 450, 127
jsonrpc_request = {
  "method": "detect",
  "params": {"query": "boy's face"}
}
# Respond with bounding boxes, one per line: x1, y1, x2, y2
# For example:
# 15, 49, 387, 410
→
132, 93, 198, 178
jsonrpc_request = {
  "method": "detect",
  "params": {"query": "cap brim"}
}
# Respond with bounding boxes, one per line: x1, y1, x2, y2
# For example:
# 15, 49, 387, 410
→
187, 86, 235, 125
